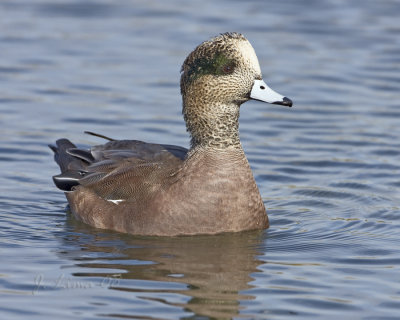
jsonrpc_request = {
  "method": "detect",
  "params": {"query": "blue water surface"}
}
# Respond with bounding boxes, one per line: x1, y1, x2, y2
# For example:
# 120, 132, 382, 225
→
0, 0, 399, 319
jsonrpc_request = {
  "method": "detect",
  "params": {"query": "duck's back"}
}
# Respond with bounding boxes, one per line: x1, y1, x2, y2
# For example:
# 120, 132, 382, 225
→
50, 138, 189, 231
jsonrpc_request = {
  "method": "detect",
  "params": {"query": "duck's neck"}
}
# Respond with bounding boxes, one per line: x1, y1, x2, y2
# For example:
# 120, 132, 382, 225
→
183, 99, 242, 151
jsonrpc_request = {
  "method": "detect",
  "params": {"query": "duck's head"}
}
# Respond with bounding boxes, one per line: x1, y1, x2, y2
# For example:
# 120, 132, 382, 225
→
181, 32, 292, 108
181, 32, 292, 149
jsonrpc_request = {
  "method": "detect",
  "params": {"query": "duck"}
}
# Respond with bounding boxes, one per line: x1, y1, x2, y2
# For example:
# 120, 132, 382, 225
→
49, 32, 292, 236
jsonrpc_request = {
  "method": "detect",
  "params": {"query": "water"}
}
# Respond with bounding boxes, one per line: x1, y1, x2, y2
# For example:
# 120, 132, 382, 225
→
0, 0, 399, 319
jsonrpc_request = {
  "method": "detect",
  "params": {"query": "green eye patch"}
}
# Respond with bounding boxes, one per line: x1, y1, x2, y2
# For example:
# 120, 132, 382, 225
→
185, 52, 236, 84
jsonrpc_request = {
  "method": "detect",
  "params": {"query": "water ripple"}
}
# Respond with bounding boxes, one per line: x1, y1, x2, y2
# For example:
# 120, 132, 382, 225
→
1, 0, 400, 319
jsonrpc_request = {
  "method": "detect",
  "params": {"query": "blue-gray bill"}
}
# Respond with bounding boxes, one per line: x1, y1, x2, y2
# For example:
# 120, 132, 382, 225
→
250, 79, 292, 107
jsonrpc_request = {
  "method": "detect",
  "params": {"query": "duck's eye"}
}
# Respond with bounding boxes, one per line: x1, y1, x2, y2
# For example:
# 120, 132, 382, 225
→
222, 63, 235, 74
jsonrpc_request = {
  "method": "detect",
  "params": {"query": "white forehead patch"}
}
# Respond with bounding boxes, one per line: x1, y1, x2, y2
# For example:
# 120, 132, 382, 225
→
237, 40, 261, 75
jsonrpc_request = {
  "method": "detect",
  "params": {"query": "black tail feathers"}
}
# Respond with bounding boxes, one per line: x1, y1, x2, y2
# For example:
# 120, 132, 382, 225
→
49, 139, 90, 191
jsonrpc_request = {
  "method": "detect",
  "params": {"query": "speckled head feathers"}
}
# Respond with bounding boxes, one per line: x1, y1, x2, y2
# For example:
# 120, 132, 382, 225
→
180, 32, 262, 98
180, 32, 265, 149
181, 32, 246, 75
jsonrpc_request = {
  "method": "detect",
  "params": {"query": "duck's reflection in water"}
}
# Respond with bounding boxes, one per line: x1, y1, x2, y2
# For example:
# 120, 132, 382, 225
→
60, 216, 267, 319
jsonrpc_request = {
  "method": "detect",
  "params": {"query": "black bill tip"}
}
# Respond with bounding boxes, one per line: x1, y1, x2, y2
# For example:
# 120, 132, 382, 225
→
273, 97, 293, 107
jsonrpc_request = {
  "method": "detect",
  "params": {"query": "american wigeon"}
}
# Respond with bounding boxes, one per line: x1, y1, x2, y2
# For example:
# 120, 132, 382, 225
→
50, 32, 292, 236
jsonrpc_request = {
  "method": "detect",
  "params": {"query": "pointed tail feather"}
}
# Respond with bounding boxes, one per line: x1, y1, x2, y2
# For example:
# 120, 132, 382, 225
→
49, 139, 89, 191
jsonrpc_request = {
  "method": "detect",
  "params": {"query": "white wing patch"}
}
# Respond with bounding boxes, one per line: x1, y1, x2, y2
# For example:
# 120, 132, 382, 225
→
107, 199, 125, 205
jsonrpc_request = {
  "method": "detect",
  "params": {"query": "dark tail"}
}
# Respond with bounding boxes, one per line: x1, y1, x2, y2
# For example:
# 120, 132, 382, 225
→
49, 139, 90, 191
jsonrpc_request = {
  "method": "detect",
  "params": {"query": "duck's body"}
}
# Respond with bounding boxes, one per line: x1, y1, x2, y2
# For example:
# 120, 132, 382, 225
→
50, 32, 292, 236
58, 142, 267, 236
